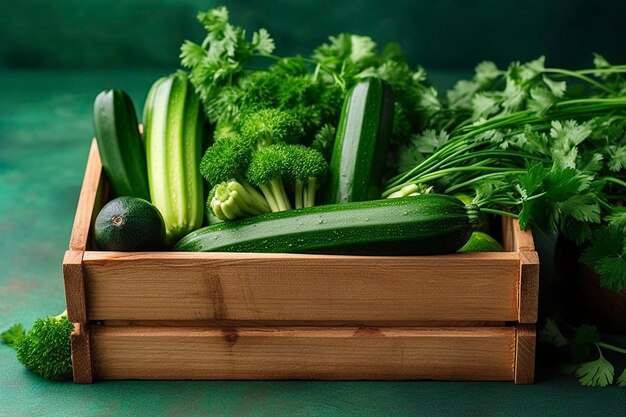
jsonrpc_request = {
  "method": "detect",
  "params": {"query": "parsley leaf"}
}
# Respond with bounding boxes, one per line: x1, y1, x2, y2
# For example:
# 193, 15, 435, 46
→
395, 130, 446, 173
575, 354, 614, 387
581, 224, 626, 292
607, 145, 626, 172
311, 124, 336, 160
618, 369, 626, 387
251, 29, 275, 55
572, 324, 601, 345
1, 323, 25, 348
539, 318, 569, 347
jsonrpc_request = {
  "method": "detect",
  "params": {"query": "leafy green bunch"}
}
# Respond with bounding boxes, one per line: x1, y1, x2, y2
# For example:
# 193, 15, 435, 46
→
386, 56, 626, 292
540, 319, 626, 387
446, 55, 626, 124
180, 6, 437, 154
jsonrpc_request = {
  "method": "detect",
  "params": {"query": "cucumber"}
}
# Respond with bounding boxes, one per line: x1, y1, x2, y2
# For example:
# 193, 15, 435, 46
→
326, 77, 394, 203
143, 72, 205, 245
175, 194, 480, 255
93, 89, 150, 200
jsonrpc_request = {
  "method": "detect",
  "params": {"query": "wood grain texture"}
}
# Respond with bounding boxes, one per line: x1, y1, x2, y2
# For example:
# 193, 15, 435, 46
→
69, 139, 103, 252
63, 250, 86, 323
101, 319, 508, 328
82, 251, 521, 322
70, 323, 93, 383
502, 217, 535, 252
514, 324, 536, 384
90, 325, 516, 381
518, 251, 540, 324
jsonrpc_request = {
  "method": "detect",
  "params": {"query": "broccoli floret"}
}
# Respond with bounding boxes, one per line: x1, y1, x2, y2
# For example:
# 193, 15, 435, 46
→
284, 145, 329, 208
247, 145, 292, 212
199, 136, 270, 212
209, 180, 271, 220
1, 311, 73, 381
239, 108, 304, 149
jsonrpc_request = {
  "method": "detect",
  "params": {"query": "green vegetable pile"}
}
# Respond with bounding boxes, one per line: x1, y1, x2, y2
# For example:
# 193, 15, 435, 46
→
4, 6, 626, 386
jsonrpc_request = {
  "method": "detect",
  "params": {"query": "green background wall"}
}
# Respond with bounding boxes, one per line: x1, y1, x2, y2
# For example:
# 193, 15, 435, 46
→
1, 0, 625, 71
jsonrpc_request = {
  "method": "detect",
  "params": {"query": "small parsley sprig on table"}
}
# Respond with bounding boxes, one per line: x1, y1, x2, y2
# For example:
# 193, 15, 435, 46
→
385, 55, 626, 293
540, 319, 626, 387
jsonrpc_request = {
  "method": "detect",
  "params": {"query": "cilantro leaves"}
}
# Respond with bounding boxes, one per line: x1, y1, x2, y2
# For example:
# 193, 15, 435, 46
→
387, 56, 626, 293
540, 319, 626, 387
581, 214, 626, 292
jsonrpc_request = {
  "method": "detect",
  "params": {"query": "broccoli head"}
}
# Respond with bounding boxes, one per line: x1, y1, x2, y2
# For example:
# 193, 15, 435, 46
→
239, 108, 304, 149
199, 136, 252, 187
246, 144, 292, 212
199, 135, 270, 208
2, 311, 73, 381
284, 145, 329, 208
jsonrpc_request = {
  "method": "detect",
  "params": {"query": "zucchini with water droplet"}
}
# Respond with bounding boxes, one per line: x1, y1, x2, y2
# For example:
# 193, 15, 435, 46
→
326, 77, 394, 203
174, 194, 480, 255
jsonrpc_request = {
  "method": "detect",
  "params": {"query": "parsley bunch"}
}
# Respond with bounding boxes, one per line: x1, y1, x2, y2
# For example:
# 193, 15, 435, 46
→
386, 56, 626, 292
180, 6, 436, 155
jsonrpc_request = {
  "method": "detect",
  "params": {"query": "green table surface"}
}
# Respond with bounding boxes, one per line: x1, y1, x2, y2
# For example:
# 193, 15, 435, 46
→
1, 70, 624, 417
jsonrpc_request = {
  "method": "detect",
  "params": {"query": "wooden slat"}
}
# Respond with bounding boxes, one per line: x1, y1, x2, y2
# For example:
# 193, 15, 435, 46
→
514, 324, 536, 384
518, 251, 540, 324
83, 251, 521, 323
69, 139, 104, 252
63, 250, 87, 323
502, 217, 535, 252
91, 326, 516, 381
70, 323, 93, 383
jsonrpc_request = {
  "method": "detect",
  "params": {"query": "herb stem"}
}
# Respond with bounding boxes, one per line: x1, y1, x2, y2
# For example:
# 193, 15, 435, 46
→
599, 199, 615, 213
574, 67, 626, 75
598, 342, 626, 355
480, 208, 520, 218
445, 170, 526, 193
600, 176, 626, 189
525, 192, 548, 202
544, 68, 616, 95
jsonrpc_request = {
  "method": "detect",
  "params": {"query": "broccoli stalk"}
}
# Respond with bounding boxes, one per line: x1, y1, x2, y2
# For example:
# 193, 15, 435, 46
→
239, 108, 304, 149
284, 145, 329, 208
199, 136, 271, 213
386, 183, 433, 199
1, 310, 73, 381
209, 180, 270, 220
247, 145, 292, 212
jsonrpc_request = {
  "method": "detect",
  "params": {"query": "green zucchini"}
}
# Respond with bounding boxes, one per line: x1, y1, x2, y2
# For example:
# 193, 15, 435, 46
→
326, 77, 394, 204
143, 72, 205, 245
93, 89, 150, 200
174, 194, 480, 255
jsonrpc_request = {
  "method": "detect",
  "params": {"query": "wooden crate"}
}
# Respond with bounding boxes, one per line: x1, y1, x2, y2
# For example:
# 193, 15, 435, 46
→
64, 141, 539, 383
